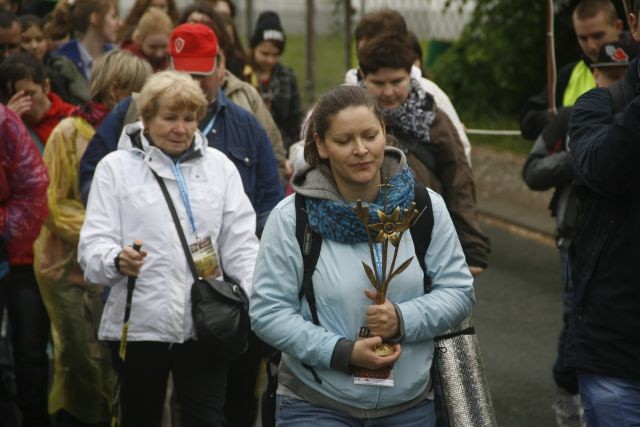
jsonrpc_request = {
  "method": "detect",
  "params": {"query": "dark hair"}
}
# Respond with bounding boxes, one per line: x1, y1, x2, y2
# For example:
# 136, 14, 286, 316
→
178, 2, 233, 61
573, 0, 618, 25
304, 85, 383, 166
19, 14, 43, 32
635, 0, 640, 15
221, 14, 247, 79
407, 31, 423, 70
48, 0, 114, 37
0, 52, 47, 101
354, 9, 407, 44
0, 8, 19, 29
358, 34, 414, 76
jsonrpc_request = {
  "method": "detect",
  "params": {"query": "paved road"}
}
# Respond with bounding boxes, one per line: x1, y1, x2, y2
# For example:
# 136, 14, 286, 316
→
474, 221, 563, 427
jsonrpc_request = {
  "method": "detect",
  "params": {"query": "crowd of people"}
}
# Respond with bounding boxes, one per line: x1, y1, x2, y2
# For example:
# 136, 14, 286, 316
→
0, 0, 637, 426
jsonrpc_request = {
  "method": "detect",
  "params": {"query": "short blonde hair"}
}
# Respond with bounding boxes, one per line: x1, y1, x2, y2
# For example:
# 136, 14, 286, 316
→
91, 50, 153, 107
139, 71, 208, 124
132, 7, 172, 44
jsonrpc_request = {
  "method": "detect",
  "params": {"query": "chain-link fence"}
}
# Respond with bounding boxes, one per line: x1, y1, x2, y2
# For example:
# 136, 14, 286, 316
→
232, 0, 473, 39
116, 0, 475, 104
228, 0, 475, 105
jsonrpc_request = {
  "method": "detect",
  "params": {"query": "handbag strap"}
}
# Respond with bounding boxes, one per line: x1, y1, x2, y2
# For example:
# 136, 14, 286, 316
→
151, 170, 200, 283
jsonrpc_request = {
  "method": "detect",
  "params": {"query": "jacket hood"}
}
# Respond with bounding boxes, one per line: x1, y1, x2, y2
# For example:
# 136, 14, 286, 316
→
291, 146, 407, 202
117, 121, 208, 160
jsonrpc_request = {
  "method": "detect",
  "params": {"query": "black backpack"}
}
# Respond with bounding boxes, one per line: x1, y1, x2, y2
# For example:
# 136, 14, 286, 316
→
261, 185, 435, 426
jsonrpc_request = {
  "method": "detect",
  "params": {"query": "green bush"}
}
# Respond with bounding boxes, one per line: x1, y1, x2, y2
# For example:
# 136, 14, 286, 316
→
431, 0, 579, 119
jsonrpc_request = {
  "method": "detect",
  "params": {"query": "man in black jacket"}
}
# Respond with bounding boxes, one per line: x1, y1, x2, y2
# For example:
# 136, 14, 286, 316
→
520, 0, 622, 140
523, 41, 635, 427
567, 55, 640, 427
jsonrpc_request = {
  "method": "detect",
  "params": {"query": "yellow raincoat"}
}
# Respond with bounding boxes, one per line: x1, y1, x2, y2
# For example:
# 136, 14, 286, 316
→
33, 116, 114, 423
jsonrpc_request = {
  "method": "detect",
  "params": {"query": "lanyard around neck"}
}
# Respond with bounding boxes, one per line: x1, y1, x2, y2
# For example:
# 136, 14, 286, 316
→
169, 160, 197, 235
202, 112, 217, 136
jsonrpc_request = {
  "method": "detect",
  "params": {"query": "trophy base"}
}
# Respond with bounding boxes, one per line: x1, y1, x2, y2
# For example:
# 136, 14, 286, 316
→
373, 343, 394, 357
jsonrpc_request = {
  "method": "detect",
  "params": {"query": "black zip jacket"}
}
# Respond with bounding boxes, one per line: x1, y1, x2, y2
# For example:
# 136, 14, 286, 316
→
567, 67, 640, 381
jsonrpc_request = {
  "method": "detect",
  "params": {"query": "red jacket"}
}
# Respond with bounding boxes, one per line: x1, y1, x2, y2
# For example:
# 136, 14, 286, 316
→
0, 104, 49, 265
31, 92, 75, 146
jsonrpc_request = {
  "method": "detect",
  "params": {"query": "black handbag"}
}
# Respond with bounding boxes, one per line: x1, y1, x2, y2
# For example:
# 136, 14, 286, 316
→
153, 171, 250, 360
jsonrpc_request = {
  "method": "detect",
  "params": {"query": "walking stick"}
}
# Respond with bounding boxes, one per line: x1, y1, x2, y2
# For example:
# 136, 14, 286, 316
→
111, 240, 142, 427
118, 240, 142, 361
546, 0, 558, 120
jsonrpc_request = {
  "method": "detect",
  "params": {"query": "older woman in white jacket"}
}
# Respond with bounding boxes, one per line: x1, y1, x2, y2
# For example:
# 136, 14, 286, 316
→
78, 71, 259, 427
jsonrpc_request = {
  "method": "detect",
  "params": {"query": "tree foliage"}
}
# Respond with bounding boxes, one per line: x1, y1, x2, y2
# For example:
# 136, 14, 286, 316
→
431, 0, 588, 119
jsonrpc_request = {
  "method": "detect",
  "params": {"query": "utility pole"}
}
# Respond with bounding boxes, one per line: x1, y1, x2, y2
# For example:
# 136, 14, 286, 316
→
305, 0, 315, 104
344, 0, 352, 71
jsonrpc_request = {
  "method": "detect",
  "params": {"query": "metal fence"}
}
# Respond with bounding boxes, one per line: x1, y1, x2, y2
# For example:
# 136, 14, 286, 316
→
119, 0, 475, 103
228, 0, 474, 103
231, 0, 473, 39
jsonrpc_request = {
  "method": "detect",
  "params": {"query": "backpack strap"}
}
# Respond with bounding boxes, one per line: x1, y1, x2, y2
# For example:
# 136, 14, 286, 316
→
293, 187, 434, 384
410, 185, 435, 293
294, 193, 323, 384
294, 193, 323, 326
295, 186, 435, 315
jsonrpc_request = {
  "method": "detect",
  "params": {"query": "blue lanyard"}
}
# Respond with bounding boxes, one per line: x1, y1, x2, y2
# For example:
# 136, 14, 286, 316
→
202, 113, 217, 136
170, 161, 197, 235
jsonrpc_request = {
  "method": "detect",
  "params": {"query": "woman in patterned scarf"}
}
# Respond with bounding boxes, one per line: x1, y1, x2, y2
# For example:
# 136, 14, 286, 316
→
250, 85, 474, 426
357, 33, 490, 277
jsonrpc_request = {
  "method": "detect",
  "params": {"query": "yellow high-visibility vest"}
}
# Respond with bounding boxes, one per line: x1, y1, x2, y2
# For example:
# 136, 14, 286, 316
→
562, 60, 596, 107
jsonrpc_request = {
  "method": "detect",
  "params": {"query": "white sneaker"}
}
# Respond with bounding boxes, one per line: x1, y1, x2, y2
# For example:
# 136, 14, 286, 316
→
552, 389, 585, 427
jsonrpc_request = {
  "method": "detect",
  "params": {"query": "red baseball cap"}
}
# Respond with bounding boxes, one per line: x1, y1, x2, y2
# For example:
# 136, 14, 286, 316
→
169, 23, 219, 75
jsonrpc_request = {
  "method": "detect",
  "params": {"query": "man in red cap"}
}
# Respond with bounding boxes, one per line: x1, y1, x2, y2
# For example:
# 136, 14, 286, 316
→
169, 22, 282, 427
166, 22, 282, 232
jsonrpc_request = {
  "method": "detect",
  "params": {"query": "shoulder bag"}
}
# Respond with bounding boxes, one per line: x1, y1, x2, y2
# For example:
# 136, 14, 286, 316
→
152, 170, 250, 360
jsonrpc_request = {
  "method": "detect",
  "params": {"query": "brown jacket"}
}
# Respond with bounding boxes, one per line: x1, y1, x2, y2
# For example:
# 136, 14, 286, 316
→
397, 107, 490, 268
223, 71, 288, 185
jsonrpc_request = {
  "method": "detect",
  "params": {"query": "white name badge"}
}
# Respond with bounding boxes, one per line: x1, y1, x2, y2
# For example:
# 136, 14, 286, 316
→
190, 236, 220, 279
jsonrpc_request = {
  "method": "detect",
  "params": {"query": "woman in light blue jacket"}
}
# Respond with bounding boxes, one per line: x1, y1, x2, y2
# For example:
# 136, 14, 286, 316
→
250, 85, 475, 426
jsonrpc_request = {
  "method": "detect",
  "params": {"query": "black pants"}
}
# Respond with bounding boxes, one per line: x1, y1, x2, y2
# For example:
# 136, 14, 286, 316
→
111, 340, 227, 427
553, 249, 579, 395
0, 265, 51, 427
224, 332, 263, 427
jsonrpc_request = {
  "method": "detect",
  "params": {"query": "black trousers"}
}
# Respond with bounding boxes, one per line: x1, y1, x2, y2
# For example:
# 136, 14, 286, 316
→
0, 265, 51, 427
111, 340, 228, 427
224, 332, 263, 427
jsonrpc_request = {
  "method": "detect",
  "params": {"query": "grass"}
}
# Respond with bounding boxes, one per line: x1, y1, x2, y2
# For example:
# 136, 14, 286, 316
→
281, 34, 347, 108
281, 34, 532, 156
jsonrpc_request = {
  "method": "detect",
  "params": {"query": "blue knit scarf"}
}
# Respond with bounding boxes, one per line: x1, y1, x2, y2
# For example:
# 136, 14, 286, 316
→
305, 166, 415, 243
